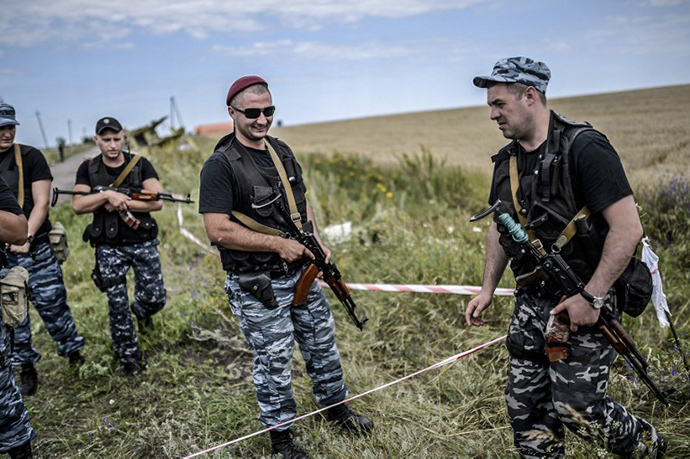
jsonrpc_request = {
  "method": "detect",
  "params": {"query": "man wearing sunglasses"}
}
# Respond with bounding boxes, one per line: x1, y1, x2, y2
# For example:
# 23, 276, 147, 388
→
200, 76, 373, 458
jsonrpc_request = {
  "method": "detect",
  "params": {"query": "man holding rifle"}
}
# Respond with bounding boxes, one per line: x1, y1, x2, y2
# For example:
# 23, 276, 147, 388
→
72, 117, 166, 377
199, 76, 373, 458
465, 57, 665, 457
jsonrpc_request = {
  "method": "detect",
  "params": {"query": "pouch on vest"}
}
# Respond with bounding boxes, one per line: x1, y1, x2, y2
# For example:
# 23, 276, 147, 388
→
238, 272, 279, 309
49, 221, 70, 264
1, 266, 30, 327
615, 257, 653, 317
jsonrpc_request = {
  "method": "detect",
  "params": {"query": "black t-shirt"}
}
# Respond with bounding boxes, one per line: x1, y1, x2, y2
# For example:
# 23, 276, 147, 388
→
199, 141, 306, 215
489, 130, 632, 215
0, 175, 23, 216
75, 154, 159, 187
0, 144, 54, 237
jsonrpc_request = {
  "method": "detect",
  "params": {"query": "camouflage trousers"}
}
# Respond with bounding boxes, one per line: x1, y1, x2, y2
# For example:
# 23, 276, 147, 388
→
0, 330, 35, 453
6, 241, 84, 365
96, 240, 166, 363
225, 268, 348, 429
506, 291, 659, 458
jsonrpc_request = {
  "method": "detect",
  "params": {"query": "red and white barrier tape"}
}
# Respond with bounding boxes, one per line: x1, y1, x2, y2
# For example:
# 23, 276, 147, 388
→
177, 203, 217, 255
328, 282, 514, 297
183, 334, 506, 458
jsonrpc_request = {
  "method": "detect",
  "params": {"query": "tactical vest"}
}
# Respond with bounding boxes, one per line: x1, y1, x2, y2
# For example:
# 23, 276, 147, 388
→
491, 112, 610, 283
215, 133, 308, 274
0, 145, 26, 204
84, 153, 157, 246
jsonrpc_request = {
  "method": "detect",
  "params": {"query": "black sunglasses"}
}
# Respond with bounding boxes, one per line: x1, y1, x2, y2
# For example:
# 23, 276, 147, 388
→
232, 105, 276, 119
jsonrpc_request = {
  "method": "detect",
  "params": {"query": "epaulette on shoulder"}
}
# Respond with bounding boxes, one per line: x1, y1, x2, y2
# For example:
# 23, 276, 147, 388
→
553, 111, 592, 129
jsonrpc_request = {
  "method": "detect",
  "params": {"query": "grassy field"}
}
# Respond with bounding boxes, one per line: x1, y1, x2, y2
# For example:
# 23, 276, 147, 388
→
271, 84, 690, 186
18, 85, 690, 458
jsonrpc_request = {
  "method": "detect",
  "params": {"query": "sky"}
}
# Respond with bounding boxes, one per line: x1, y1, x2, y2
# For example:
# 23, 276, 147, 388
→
2, 0, 689, 149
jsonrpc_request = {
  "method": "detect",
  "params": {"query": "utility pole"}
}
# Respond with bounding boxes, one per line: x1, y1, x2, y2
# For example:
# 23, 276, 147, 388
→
170, 96, 185, 130
68, 119, 73, 146
35, 110, 49, 150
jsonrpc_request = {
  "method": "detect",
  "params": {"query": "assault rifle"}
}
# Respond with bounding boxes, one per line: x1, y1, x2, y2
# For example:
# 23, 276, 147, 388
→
275, 197, 368, 330
471, 200, 673, 405
52, 186, 194, 230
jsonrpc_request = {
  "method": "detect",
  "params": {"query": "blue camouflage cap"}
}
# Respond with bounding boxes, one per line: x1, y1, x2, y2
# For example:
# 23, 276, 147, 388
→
0, 103, 20, 127
473, 56, 551, 94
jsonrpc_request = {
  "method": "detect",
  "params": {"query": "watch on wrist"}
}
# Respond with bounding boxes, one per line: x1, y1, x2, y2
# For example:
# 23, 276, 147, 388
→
27, 233, 34, 244
580, 289, 605, 309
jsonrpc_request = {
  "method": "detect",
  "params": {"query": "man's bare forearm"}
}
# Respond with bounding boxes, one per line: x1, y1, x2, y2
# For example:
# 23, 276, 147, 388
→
203, 213, 281, 252
482, 222, 509, 292
585, 196, 643, 296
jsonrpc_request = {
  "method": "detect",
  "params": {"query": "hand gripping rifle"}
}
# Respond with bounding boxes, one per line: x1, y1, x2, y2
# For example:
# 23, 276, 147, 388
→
275, 198, 368, 331
52, 186, 194, 230
471, 200, 673, 405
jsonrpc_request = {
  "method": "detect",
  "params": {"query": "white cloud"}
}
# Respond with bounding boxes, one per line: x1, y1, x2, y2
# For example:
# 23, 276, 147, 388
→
0, 0, 484, 48
648, 0, 687, 6
213, 39, 411, 61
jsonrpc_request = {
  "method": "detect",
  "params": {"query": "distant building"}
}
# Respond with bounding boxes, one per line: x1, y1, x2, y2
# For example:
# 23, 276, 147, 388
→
195, 122, 234, 137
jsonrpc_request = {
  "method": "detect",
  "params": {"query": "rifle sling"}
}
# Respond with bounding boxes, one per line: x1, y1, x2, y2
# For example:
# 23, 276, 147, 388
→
110, 154, 141, 187
265, 141, 302, 230
14, 144, 24, 208
509, 155, 589, 254
231, 211, 286, 237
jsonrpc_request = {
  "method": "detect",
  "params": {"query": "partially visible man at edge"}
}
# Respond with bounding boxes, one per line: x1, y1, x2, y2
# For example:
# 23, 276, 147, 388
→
464, 57, 665, 458
72, 117, 166, 377
0, 103, 85, 397
0, 171, 34, 457
199, 76, 373, 458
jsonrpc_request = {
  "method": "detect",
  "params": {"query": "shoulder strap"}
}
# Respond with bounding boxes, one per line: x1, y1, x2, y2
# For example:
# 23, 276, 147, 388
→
554, 206, 591, 250
231, 211, 286, 237
14, 144, 23, 208
509, 155, 548, 257
111, 154, 142, 187
265, 139, 302, 230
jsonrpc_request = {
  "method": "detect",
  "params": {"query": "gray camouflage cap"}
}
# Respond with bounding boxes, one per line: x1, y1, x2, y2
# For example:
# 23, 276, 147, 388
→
0, 103, 20, 127
473, 56, 551, 94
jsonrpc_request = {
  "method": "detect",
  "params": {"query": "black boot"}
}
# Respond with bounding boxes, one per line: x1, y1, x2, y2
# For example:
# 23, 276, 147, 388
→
18, 364, 38, 396
7, 440, 33, 459
269, 429, 310, 459
122, 360, 144, 377
68, 351, 85, 366
655, 431, 667, 458
137, 316, 154, 335
325, 404, 374, 434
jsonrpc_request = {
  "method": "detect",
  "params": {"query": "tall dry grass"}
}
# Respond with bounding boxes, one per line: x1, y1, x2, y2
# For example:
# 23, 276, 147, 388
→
271, 84, 690, 186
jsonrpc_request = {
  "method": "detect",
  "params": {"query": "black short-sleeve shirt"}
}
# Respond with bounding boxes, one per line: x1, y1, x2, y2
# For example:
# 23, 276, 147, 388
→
75, 154, 159, 187
199, 143, 307, 215
489, 130, 632, 215
0, 175, 23, 216
0, 144, 54, 237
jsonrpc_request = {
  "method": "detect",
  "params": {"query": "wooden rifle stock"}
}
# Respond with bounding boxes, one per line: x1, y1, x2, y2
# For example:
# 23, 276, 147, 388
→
292, 264, 320, 306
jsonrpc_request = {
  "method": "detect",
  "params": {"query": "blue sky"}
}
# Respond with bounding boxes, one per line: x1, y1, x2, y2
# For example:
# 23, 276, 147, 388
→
2, 0, 689, 148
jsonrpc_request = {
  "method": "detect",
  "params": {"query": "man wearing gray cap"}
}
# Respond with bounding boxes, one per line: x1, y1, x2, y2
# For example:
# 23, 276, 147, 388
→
464, 57, 664, 457
0, 103, 85, 397
199, 76, 373, 458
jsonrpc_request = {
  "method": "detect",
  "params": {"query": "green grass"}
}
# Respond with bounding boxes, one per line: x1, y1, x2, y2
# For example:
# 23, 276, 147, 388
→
19, 136, 690, 458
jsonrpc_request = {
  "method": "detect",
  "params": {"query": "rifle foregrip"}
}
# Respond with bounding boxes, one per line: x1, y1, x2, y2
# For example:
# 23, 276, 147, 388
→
292, 264, 319, 306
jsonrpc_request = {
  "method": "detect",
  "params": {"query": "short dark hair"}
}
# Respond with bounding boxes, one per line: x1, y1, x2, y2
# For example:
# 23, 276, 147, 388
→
488, 81, 547, 105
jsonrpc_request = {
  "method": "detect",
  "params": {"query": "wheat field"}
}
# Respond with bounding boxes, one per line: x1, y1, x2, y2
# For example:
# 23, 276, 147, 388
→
271, 84, 690, 187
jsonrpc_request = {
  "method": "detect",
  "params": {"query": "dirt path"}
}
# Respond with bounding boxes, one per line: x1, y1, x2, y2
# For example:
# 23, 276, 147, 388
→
50, 145, 100, 204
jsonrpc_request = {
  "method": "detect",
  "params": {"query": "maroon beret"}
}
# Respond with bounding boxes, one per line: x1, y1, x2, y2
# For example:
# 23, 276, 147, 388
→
226, 75, 268, 106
